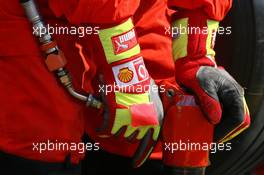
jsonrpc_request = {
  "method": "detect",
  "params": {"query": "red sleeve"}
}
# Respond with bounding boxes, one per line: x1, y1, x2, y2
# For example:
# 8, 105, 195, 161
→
48, 0, 140, 24
168, 0, 233, 21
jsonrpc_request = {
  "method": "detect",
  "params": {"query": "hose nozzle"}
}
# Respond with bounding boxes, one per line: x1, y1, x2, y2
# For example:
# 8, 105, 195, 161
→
20, 0, 102, 109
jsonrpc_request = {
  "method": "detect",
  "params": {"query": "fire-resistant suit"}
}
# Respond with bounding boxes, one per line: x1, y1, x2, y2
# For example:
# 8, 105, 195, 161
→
0, 0, 250, 175
48, 0, 250, 174
0, 0, 170, 174
0, 1, 87, 174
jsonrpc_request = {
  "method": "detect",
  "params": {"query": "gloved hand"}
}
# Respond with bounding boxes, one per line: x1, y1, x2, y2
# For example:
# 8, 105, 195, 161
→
88, 18, 164, 167
98, 75, 163, 167
172, 9, 250, 142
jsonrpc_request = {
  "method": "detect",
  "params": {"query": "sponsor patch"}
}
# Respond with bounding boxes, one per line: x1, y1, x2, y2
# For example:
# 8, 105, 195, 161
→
134, 59, 148, 81
112, 28, 138, 55
118, 67, 134, 83
112, 57, 149, 87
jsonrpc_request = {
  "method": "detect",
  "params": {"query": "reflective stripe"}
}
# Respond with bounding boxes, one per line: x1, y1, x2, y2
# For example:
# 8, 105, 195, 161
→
112, 108, 160, 140
172, 18, 188, 61
115, 92, 149, 106
111, 109, 153, 139
98, 18, 141, 64
206, 55, 217, 67
206, 20, 219, 57
111, 108, 132, 135
135, 147, 155, 168
219, 98, 250, 143
112, 92, 149, 136
220, 123, 249, 143
111, 92, 159, 140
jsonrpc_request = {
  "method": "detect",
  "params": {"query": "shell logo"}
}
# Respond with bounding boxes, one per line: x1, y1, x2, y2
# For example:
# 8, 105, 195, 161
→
118, 67, 134, 83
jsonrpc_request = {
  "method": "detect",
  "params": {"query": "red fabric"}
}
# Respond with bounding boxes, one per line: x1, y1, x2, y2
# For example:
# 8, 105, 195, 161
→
130, 103, 159, 127
0, 0, 233, 164
168, 0, 233, 21
134, 0, 175, 84
75, 43, 96, 93
0, 0, 173, 162
49, 0, 140, 24
0, 0, 87, 163
81, 0, 233, 161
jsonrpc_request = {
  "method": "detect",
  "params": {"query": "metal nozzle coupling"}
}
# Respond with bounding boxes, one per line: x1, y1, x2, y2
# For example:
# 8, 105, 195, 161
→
20, 0, 41, 24
86, 94, 103, 109
20, 0, 52, 45
20, 0, 103, 110
57, 69, 102, 109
